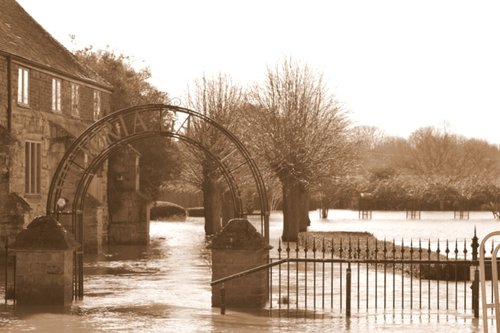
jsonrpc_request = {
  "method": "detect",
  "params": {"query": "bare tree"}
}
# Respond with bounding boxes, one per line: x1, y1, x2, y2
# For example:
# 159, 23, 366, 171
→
249, 59, 355, 241
403, 126, 500, 182
184, 74, 246, 235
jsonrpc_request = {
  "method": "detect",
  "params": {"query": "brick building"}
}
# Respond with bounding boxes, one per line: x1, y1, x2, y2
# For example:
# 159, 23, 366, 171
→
0, 0, 112, 251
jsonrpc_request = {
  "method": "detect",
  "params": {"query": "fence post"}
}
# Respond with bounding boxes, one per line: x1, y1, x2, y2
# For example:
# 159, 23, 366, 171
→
471, 228, 479, 318
220, 283, 226, 315
4, 236, 7, 306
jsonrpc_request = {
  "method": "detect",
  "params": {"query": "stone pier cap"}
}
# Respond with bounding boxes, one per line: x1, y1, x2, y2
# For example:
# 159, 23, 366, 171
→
208, 218, 270, 250
10, 215, 79, 250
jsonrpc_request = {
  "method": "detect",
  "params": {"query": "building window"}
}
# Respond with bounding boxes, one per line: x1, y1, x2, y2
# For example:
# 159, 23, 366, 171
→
93, 90, 101, 120
52, 78, 62, 112
17, 67, 29, 105
25, 141, 41, 195
71, 83, 80, 117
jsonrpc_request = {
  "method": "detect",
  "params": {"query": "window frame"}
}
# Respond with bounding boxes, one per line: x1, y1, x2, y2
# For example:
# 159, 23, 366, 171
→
52, 78, 62, 112
25, 141, 42, 195
93, 90, 101, 120
17, 67, 29, 106
71, 83, 80, 117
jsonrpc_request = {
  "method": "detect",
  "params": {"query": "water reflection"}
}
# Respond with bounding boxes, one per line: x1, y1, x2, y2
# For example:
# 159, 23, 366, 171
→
0, 214, 492, 332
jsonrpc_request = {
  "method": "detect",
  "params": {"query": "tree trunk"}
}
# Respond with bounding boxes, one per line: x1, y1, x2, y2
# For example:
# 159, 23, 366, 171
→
319, 197, 329, 219
299, 189, 310, 232
202, 163, 222, 236
281, 176, 301, 242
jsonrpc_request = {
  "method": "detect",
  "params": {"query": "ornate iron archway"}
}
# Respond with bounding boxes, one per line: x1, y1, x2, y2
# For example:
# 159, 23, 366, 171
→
46, 104, 269, 299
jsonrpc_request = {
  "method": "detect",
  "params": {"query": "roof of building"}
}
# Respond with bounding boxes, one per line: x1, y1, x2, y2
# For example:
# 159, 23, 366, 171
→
0, 0, 111, 90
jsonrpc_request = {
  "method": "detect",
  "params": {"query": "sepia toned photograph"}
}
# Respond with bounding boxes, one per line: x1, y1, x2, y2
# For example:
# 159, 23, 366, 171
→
1, 1, 500, 332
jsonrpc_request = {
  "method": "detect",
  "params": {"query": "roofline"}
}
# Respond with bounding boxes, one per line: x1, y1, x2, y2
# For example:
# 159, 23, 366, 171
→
13, 0, 113, 90
0, 50, 113, 92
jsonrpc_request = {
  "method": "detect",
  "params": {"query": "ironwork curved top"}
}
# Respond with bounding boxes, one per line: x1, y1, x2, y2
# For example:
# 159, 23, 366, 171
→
46, 104, 269, 241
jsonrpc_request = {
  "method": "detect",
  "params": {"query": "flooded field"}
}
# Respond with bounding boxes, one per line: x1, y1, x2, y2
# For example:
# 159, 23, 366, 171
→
1, 211, 499, 332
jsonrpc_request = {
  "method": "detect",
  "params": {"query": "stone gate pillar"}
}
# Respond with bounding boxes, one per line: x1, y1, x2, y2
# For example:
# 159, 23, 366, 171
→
210, 218, 270, 308
10, 216, 79, 306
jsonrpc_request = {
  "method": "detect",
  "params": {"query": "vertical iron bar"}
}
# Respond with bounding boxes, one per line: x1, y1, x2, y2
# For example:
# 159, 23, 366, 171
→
471, 231, 479, 318
296, 241, 299, 312
357, 238, 360, 310
12, 258, 15, 305
383, 238, 387, 310
78, 213, 84, 299
473, 268, 480, 319
463, 238, 467, 311
410, 239, 414, 310
347, 238, 352, 317
304, 237, 308, 313
313, 238, 317, 310
445, 239, 450, 310
278, 239, 282, 310
78, 251, 83, 299
346, 263, 351, 317
287, 240, 290, 313
4, 237, 8, 306
73, 250, 77, 300
419, 239, 422, 309
437, 239, 440, 310
366, 237, 369, 310
454, 239, 458, 310
340, 238, 343, 310
392, 238, 396, 310
322, 238, 325, 310
375, 239, 379, 310
401, 239, 405, 310
490, 239, 494, 310
4, 237, 7, 305
269, 253, 273, 310
221, 283, 226, 315
427, 239, 431, 310
331, 238, 334, 310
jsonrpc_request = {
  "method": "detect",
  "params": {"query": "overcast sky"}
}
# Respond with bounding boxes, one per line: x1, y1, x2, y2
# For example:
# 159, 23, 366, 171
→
16, 0, 500, 144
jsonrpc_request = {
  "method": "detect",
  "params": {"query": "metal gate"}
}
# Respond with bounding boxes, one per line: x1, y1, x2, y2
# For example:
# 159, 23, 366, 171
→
3, 237, 16, 306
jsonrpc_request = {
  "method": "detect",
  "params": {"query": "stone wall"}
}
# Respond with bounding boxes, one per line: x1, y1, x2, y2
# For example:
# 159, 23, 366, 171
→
84, 204, 108, 253
211, 248, 269, 307
107, 147, 150, 245
108, 191, 150, 245
14, 250, 74, 305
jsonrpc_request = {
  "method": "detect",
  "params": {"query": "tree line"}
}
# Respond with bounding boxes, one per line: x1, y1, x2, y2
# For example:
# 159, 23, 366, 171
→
75, 48, 500, 243
327, 126, 500, 212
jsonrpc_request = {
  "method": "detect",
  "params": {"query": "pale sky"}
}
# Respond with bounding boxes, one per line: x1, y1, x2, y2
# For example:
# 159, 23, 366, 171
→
16, 0, 500, 144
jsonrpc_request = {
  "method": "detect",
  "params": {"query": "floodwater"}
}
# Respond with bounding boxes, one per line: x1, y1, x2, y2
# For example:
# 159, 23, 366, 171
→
1, 211, 499, 332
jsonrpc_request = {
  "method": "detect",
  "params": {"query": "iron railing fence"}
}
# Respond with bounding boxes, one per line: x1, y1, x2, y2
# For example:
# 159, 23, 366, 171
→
213, 229, 500, 318
267, 232, 486, 317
